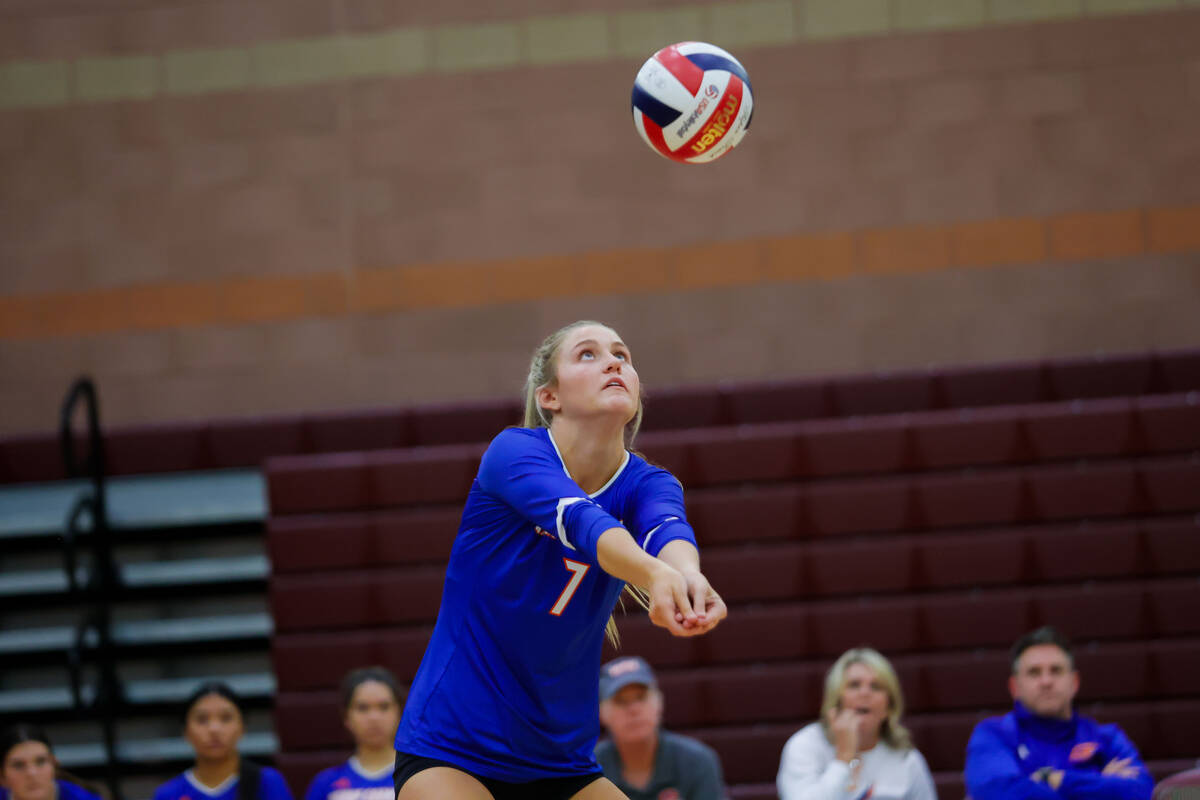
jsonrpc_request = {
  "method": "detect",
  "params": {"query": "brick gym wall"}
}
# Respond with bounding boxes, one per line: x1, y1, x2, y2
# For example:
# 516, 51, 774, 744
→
2, 0, 1199, 434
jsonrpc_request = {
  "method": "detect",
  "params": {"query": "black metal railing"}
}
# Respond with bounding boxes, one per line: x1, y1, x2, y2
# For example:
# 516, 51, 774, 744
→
59, 377, 123, 800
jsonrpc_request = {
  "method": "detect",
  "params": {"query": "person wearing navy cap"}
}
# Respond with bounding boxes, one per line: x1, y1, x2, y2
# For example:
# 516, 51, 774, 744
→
595, 656, 726, 800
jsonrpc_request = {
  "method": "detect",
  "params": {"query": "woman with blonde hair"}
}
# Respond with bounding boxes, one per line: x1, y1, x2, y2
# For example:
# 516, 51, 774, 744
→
777, 648, 937, 800
394, 321, 727, 800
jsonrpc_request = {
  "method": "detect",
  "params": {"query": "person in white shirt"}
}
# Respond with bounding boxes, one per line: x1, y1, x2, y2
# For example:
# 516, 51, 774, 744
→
777, 648, 937, 800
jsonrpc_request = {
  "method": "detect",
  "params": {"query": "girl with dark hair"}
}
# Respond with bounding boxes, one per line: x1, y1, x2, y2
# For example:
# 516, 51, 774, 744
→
304, 667, 406, 800
152, 682, 292, 800
394, 321, 727, 800
0, 724, 104, 800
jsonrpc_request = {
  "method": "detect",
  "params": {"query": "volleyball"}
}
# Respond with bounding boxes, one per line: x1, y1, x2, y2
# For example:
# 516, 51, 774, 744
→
631, 42, 754, 164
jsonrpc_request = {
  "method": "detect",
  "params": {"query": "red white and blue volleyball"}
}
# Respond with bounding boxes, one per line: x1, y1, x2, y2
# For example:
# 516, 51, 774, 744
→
631, 42, 754, 164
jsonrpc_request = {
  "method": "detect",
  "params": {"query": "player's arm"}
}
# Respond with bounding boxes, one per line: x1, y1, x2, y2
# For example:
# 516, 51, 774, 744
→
656, 540, 725, 633
628, 470, 726, 634
477, 429, 627, 558
595, 527, 697, 636
477, 430, 695, 633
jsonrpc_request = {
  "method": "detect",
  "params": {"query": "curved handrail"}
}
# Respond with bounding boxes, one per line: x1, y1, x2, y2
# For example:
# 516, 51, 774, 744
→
62, 495, 94, 595
58, 377, 121, 800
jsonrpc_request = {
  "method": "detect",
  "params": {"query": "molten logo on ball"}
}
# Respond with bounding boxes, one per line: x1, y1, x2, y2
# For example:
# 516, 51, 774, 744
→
690, 91, 740, 155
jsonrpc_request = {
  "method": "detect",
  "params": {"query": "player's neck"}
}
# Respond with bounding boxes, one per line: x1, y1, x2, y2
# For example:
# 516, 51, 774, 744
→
354, 746, 395, 773
549, 421, 627, 494
192, 756, 239, 788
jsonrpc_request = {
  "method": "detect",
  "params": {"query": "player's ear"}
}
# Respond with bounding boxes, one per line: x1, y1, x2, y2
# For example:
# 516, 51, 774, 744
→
537, 384, 561, 416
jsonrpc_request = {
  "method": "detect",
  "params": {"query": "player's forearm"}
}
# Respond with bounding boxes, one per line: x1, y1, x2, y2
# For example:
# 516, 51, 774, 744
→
596, 527, 676, 588
656, 538, 701, 574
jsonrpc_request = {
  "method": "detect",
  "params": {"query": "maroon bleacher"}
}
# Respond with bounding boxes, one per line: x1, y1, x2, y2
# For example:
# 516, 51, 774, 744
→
255, 349, 1200, 799
5, 348, 1199, 484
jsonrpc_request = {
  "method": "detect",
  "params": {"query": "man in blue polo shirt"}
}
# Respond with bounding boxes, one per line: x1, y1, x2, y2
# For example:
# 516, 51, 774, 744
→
965, 626, 1153, 800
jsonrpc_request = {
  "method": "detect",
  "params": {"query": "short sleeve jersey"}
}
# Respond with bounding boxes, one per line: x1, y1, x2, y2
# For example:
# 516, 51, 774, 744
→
151, 767, 294, 800
304, 758, 394, 800
395, 427, 698, 783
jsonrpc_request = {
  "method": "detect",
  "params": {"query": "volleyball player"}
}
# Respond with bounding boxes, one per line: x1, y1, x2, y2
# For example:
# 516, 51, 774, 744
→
0, 724, 105, 800
305, 668, 405, 800
153, 683, 292, 800
394, 321, 727, 800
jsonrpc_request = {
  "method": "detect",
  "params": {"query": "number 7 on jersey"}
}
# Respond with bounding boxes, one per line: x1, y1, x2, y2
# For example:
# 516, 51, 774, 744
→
550, 558, 590, 616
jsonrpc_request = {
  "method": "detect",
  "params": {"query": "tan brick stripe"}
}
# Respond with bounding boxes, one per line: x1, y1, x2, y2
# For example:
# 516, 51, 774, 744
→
1, 205, 1198, 341
2, 0, 1199, 108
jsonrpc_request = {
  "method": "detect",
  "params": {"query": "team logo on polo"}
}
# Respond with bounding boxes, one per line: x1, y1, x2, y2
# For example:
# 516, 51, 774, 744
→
1069, 741, 1099, 763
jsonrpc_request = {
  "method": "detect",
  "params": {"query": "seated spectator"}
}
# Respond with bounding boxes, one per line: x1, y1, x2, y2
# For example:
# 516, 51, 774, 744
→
777, 647, 936, 800
153, 682, 293, 800
305, 667, 406, 800
965, 626, 1153, 800
595, 655, 726, 800
0, 724, 105, 800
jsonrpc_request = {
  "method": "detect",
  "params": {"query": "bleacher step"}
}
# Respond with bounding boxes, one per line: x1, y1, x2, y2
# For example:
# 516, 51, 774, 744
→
0, 469, 266, 539
0, 555, 269, 599
0, 612, 273, 656
0, 672, 275, 713
54, 731, 277, 769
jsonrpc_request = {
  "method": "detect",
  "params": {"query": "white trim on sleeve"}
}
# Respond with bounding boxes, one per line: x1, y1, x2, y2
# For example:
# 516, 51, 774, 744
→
641, 516, 680, 552
556, 497, 585, 551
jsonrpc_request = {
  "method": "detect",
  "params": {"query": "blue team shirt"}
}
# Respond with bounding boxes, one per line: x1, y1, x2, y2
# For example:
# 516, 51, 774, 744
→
0, 780, 103, 800
965, 701, 1153, 800
152, 767, 293, 800
304, 758, 393, 800
395, 426, 698, 782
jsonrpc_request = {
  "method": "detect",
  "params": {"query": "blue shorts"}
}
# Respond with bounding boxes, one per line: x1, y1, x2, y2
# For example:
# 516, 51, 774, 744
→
393, 751, 604, 800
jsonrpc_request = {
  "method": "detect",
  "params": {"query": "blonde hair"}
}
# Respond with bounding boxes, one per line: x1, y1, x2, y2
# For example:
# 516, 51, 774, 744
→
819, 648, 913, 751
522, 320, 648, 646
522, 320, 644, 447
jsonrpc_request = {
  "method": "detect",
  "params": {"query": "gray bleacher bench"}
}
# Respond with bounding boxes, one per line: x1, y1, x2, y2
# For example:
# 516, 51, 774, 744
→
53, 731, 278, 768
0, 612, 273, 657
0, 556, 270, 600
0, 672, 275, 714
0, 469, 267, 539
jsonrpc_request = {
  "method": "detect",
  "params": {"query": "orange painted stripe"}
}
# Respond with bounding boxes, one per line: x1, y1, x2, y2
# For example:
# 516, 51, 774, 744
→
1049, 209, 1145, 261
950, 217, 1046, 267
1146, 205, 1200, 254
0, 205, 1188, 342
859, 225, 952, 274
763, 233, 855, 281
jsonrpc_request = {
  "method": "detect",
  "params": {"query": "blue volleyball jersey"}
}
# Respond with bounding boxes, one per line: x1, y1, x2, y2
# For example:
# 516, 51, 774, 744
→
304, 758, 394, 800
151, 767, 293, 800
395, 426, 698, 782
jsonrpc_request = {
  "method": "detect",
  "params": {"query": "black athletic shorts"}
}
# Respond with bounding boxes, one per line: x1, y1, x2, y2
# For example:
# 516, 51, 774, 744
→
393, 751, 605, 800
